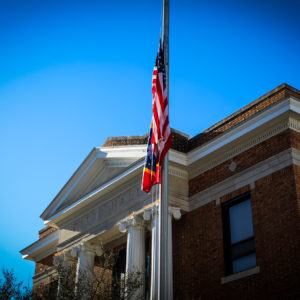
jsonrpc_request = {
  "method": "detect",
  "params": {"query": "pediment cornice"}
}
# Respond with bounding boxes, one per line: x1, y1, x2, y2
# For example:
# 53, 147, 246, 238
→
41, 146, 147, 222
41, 95, 300, 226
20, 230, 59, 262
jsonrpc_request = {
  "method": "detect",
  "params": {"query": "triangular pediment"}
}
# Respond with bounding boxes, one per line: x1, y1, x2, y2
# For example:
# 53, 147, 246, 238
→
41, 146, 146, 222
55, 159, 134, 213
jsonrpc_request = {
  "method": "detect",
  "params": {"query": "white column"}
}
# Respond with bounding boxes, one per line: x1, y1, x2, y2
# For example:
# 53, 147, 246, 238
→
54, 250, 76, 268
167, 207, 181, 300
71, 242, 103, 297
144, 205, 159, 300
54, 251, 76, 297
119, 215, 146, 298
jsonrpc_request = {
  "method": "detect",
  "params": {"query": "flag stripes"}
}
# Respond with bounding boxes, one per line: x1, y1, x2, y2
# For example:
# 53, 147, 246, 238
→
152, 42, 172, 167
142, 40, 172, 193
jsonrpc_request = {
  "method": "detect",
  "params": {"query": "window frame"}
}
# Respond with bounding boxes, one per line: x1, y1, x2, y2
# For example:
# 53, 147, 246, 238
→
222, 191, 256, 276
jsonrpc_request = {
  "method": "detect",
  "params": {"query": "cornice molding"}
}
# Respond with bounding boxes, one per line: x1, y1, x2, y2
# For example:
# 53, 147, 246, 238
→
54, 179, 152, 249
20, 230, 59, 262
169, 165, 188, 179
187, 96, 298, 166
97, 145, 146, 158
189, 148, 300, 212
41, 148, 101, 220
169, 150, 187, 165
41, 146, 145, 221
288, 120, 300, 133
41, 96, 300, 229
105, 159, 137, 168
45, 160, 144, 225
189, 120, 290, 179
33, 266, 57, 286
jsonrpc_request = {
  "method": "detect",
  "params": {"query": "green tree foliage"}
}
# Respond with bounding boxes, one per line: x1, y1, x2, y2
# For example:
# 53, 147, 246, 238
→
1, 249, 143, 299
0, 269, 31, 300
51, 249, 143, 300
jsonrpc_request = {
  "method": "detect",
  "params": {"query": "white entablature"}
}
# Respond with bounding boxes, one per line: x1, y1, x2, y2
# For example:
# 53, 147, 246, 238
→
42, 95, 300, 225
22, 93, 300, 262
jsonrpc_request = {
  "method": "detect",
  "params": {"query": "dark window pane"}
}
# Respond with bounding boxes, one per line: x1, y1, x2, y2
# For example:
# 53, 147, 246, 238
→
231, 238, 255, 259
232, 253, 256, 273
113, 249, 126, 281
229, 199, 254, 244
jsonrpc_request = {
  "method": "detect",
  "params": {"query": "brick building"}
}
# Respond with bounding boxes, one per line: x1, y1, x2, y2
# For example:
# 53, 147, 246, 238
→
21, 83, 300, 299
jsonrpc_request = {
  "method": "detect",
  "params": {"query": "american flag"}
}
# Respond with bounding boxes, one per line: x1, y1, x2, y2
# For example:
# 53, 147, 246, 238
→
142, 41, 172, 193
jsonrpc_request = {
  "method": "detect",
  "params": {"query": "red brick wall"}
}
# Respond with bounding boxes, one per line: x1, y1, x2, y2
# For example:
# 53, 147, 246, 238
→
173, 165, 300, 299
189, 129, 292, 196
173, 200, 224, 300
33, 227, 57, 276
38, 226, 57, 239
35, 254, 55, 275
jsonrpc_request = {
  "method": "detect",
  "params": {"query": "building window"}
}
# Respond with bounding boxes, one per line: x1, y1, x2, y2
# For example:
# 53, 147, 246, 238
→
222, 192, 256, 275
113, 248, 126, 282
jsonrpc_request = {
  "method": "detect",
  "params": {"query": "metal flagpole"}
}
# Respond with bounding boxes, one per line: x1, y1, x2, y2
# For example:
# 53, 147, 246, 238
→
159, 0, 169, 299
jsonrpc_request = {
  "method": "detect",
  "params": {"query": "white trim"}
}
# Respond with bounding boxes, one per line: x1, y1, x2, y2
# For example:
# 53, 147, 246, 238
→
49, 155, 99, 216
23, 235, 57, 257
42, 146, 145, 220
187, 96, 300, 165
97, 145, 146, 158
42, 96, 300, 222
33, 266, 57, 285
221, 266, 260, 284
169, 165, 188, 179
99, 145, 187, 166
44, 145, 184, 221
169, 149, 188, 166
44, 160, 144, 224
41, 148, 100, 219
20, 230, 59, 261
105, 159, 138, 168
189, 121, 289, 179
190, 148, 299, 211
290, 97, 300, 114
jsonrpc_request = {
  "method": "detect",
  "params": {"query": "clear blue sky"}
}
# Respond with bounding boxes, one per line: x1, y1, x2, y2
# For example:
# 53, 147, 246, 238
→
0, 0, 299, 285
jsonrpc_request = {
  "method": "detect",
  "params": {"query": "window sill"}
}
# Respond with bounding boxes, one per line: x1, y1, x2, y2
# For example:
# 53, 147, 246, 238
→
221, 266, 260, 284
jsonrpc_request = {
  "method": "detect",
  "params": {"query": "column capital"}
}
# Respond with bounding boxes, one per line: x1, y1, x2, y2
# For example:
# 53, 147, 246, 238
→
168, 206, 181, 220
143, 204, 159, 221
54, 250, 76, 265
71, 241, 103, 258
119, 214, 145, 233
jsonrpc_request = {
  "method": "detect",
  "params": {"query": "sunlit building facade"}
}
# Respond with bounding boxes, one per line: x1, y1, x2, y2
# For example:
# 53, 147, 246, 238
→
21, 83, 300, 299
